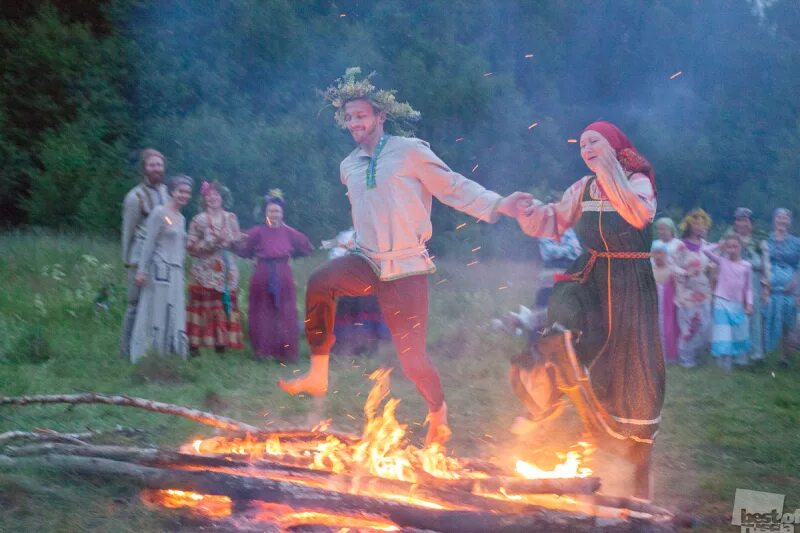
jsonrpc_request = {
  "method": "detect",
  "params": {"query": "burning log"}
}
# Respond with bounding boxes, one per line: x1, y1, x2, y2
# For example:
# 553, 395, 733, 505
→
3, 442, 582, 515
6, 454, 673, 532
474, 475, 601, 495
0, 393, 263, 434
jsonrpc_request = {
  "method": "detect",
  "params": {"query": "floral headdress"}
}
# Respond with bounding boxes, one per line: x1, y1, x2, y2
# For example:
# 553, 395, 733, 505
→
198, 179, 233, 210
322, 67, 421, 134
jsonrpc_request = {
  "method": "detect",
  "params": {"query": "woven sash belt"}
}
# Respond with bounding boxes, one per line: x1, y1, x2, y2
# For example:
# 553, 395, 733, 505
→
570, 249, 651, 284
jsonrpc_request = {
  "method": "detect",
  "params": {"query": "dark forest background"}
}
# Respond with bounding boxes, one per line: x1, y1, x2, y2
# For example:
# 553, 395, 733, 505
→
1, 0, 799, 256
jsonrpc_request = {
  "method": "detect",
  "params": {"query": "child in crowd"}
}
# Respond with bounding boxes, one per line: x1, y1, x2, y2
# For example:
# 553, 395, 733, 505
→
705, 233, 753, 371
651, 241, 679, 363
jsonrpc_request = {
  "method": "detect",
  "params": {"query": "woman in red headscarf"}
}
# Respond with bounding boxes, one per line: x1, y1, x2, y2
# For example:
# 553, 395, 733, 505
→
512, 121, 664, 499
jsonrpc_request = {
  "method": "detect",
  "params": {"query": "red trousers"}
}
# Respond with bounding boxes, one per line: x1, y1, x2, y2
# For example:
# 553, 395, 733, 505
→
305, 255, 444, 410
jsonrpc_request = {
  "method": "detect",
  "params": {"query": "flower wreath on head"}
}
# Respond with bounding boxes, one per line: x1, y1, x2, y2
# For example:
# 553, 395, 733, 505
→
198, 179, 234, 210
321, 67, 421, 135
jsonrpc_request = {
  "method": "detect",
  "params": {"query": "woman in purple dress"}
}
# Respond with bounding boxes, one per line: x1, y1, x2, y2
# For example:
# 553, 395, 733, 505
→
238, 192, 313, 361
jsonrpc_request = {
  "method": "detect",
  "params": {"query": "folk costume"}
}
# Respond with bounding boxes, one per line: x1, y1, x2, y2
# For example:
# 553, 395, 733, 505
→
186, 182, 244, 352
733, 207, 770, 363
704, 243, 753, 368
282, 68, 509, 446
238, 194, 313, 362
673, 210, 714, 368
120, 149, 169, 358
764, 216, 800, 353
129, 175, 193, 362
513, 121, 664, 499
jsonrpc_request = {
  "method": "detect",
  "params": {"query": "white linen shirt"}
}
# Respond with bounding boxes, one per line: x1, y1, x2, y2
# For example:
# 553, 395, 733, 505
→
341, 136, 503, 280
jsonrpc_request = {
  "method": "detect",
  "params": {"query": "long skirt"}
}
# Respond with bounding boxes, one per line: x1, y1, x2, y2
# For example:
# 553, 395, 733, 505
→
763, 292, 796, 353
129, 257, 188, 363
656, 280, 679, 362
248, 259, 300, 362
677, 300, 711, 368
711, 298, 750, 357
186, 285, 244, 349
746, 273, 764, 362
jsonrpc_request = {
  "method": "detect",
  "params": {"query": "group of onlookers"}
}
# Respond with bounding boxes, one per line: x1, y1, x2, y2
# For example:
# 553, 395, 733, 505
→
651, 207, 798, 370
119, 148, 313, 364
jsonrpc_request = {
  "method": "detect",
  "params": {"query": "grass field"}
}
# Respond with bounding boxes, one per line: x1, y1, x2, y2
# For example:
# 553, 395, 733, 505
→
0, 229, 798, 532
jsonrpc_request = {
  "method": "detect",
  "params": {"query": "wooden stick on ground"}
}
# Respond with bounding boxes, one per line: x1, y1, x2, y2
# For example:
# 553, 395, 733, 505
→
9, 454, 672, 533
0, 393, 262, 434
0, 426, 143, 446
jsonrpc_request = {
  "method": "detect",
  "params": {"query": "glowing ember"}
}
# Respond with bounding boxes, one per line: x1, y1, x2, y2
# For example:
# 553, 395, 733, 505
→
528, 121, 539, 129
567, 138, 578, 143
670, 70, 683, 79
144, 489, 231, 517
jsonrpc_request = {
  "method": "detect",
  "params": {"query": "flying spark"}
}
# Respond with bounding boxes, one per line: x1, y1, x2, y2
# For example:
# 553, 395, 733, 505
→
164, 216, 173, 225
436, 278, 448, 285
466, 260, 479, 267
455, 137, 464, 142
456, 223, 467, 230
471, 163, 479, 172
670, 71, 683, 79
483, 72, 494, 77
339, 13, 347, 17
497, 285, 508, 290
524, 53, 534, 59
471, 246, 481, 252
528, 122, 539, 129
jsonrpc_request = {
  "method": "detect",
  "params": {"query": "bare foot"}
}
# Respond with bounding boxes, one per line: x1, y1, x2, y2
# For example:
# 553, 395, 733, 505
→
277, 373, 328, 397
425, 402, 452, 446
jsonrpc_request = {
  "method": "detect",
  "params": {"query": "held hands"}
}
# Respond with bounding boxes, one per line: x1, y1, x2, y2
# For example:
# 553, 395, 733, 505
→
134, 272, 147, 287
496, 191, 534, 218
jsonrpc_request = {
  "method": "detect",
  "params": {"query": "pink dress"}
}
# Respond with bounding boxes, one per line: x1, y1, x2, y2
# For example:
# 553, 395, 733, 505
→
653, 264, 678, 362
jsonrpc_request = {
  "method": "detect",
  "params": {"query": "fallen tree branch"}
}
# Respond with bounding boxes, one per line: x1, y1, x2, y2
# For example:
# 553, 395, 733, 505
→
0, 430, 88, 446
14, 454, 673, 532
0, 426, 144, 446
0, 393, 262, 434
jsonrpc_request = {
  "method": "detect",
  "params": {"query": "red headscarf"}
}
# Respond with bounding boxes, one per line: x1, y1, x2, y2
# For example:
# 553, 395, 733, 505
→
582, 121, 656, 196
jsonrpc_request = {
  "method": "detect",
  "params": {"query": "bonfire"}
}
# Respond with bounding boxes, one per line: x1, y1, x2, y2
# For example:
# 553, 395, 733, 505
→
0, 369, 675, 532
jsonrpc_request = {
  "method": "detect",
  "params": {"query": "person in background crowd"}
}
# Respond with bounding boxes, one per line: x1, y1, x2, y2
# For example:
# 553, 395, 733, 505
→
651, 240, 679, 363
129, 175, 193, 362
120, 148, 169, 358
730, 207, 770, 366
763, 208, 800, 368
673, 209, 713, 368
186, 181, 244, 356
321, 228, 390, 356
237, 190, 313, 362
653, 217, 681, 259
705, 234, 753, 372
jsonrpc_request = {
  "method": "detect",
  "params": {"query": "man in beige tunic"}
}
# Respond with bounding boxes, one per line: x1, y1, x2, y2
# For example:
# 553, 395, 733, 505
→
279, 68, 531, 444
120, 148, 169, 358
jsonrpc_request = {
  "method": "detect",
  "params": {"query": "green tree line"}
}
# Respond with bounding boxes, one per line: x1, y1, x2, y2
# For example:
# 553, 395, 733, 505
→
2, 0, 799, 253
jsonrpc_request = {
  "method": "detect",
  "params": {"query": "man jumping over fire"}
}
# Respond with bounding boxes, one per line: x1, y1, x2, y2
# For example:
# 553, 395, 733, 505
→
278, 67, 531, 445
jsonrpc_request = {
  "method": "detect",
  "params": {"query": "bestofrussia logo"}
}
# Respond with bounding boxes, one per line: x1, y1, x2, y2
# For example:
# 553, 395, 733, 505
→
732, 489, 800, 532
